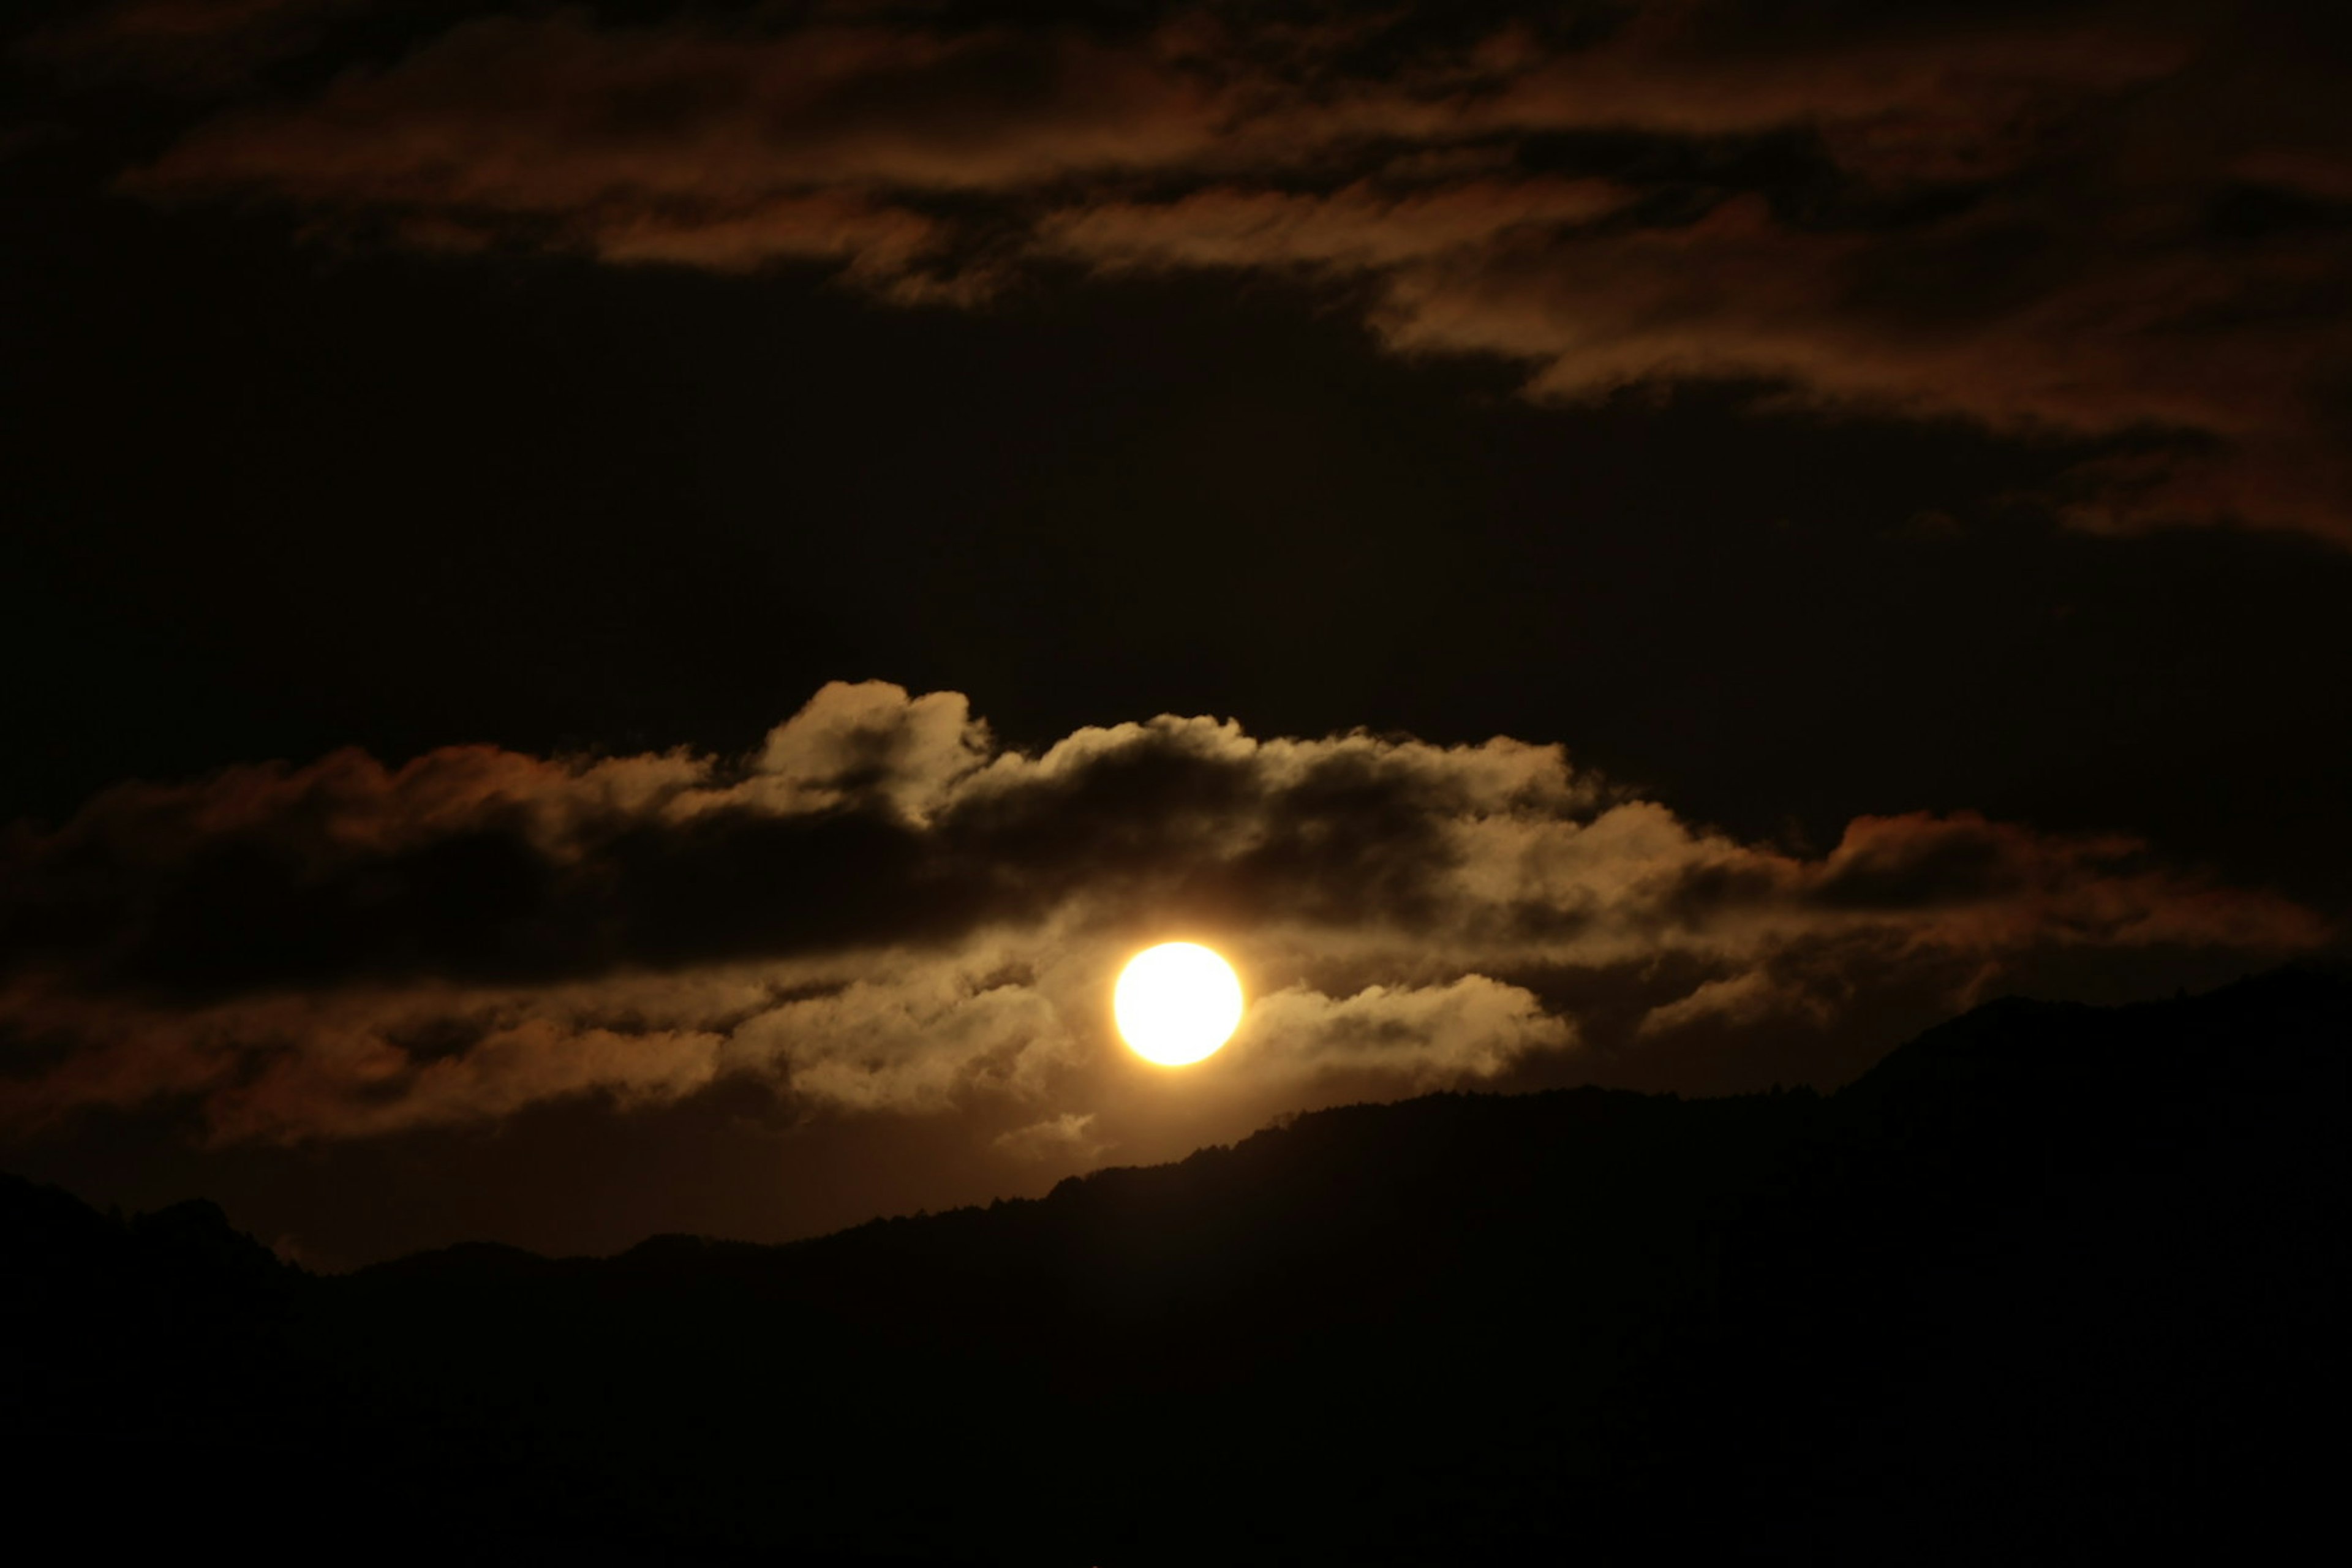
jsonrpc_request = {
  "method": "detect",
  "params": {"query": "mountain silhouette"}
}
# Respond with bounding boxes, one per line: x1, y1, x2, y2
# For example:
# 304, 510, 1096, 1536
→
5, 970, 2345, 1564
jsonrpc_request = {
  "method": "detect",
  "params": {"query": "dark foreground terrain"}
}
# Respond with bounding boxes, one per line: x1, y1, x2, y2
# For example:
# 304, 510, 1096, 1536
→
6, 971, 2346, 1563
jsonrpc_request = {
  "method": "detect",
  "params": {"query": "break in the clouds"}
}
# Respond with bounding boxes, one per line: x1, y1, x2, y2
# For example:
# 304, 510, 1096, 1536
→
104, 1, 2352, 543
0, 682, 2323, 1145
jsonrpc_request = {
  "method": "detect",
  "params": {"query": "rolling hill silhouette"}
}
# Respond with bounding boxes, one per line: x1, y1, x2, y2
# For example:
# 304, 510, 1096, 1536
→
6, 970, 2345, 1563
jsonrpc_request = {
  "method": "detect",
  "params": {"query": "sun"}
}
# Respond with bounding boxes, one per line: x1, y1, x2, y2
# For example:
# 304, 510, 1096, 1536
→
1114, 942, 1245, 1066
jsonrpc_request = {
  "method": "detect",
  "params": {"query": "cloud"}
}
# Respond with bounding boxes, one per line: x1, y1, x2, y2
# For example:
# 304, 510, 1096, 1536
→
101, 1, 2352, 543
751, 680, 992, 822
996, 1111, 1109, 1164
1638, 969, 1832, 1038
1231, 976, 1576, 1089
1464, 4, 2193, 163
1038, 178, 1632, 274
119, 9, 1231, 292
0, 682, 2324, 1144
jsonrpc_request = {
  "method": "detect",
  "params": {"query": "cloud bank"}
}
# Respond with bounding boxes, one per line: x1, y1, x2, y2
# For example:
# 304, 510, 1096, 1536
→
99, 1, 2352, 543
0, 682, 2323, 1145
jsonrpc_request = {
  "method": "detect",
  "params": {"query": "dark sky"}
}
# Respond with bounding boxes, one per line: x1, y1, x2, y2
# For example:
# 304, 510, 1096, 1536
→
3, 0, 2347, 1265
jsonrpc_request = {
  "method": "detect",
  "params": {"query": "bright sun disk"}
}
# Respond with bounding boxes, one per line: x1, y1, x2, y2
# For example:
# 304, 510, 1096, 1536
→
1115, 942, 1244, 1066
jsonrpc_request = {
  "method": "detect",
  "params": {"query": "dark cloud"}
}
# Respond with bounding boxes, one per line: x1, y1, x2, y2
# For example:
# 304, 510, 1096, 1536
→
90, 1, 2352, 542
0, 683, 2323, 1145
1, 687, 1480, 997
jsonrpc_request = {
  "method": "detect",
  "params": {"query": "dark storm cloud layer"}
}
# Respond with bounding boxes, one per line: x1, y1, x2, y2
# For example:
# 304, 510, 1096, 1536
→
0, 684, 2323, 1144
94, 0, 2352, 542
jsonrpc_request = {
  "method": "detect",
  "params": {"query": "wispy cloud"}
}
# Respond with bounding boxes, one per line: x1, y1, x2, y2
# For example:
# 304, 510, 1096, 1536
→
100, 2, 2352, 543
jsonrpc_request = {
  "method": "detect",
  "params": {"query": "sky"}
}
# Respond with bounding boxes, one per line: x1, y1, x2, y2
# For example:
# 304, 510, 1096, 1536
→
4, 0, 2348, 1265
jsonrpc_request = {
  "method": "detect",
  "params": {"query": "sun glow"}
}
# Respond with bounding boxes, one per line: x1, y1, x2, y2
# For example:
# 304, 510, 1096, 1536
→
1114, 943, 1245, 1066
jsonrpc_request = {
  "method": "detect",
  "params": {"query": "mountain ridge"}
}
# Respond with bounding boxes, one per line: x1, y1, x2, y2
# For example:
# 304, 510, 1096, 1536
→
4, 966, 2346, 1563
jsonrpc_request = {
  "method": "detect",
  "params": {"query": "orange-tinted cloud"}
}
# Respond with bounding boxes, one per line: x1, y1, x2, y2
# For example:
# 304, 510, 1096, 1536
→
0, 682, 2324, 1145
123, 10, 1230, 290
107, 2, 2352, 543
1038, 176, 1630, 273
